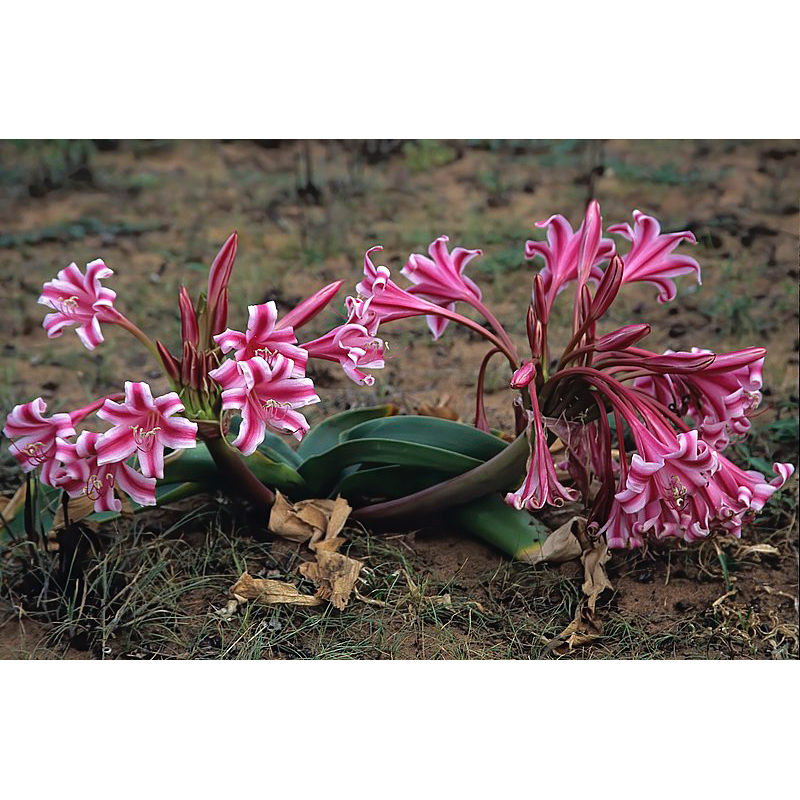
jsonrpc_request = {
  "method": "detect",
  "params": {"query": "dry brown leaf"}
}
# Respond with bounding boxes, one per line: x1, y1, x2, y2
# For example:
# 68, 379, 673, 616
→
581, 537, 613, 613
325, 495, 351, 540
51, 494, 97, 530
416, 394, 460, 421
524, 516, 585, 565
231, 571, 322, 606
268, 491, 352, 546
299, 550, 363, 610
312, 536, 347, 553
737, 543, 781, 558
546, 602, 605, 654
0, 482, 27, 529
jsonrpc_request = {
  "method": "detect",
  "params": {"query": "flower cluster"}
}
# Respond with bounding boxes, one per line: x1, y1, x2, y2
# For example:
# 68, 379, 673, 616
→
507, 202, 793, 547
3, 204, 794, 549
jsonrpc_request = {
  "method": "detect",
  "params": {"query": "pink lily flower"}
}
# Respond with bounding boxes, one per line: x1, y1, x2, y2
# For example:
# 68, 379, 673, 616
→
614, 428, 719, 523
214, 301, 309, 377
95, 382, 198, 479
633, 347, 766, 450
608, 210, 701, 303
505, 387, 579, 511
713, 452, 794, 516
55, 431, 156, 513
208, 354, 320, 454
38, 259, 118, 350
3, 397, 76, 486
302, 300, 385, 386
355, 246, 440, 323
648, 454, 794, 545
526, 201, 615, 319
597, 423, 719, 547
402, 236, 483, 340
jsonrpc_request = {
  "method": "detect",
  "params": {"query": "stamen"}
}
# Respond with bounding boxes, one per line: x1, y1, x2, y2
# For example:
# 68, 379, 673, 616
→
130, 425, 161, 451
84, 471, 115, 500
13, 440, 50, 466
57, 295, 80, 315
669, 475, 688, 509
254, 347, 278, 360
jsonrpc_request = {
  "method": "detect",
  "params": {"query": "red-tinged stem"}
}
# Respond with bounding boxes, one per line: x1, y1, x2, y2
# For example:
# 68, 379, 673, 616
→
351, 429, 530, 525
202, 434, 275, 509
106, 309, 169, 373
474, 347, 500, 431
423, 305, 517, 369
465, 298, 519, 364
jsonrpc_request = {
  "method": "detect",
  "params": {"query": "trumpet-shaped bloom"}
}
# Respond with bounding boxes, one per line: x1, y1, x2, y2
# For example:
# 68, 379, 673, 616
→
208, 355, 320, 454
302, 301, 385, 386
505, 388, 579, 511
38, 259, 118, 350
214, 301, 309, 377
355, 246, 439, 323
3, 398, 75, 486
402, 236, 483, 340
95, 382, 198, 479
598, 426, 718, 547
55, 431, 156, 513
526, 202, 615, 318
634, 347, 765, 450
609, 210, 700, 303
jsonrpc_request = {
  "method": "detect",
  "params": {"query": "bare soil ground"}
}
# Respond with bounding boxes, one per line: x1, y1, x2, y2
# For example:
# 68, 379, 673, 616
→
0, 139, 797, 659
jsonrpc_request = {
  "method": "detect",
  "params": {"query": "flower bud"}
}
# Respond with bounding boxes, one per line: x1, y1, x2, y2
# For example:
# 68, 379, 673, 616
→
278, 280, 344, 331
511, 360, 537, 388
595, 323, 651, 352
156, 341, 181, 383
179, 287, 199, 347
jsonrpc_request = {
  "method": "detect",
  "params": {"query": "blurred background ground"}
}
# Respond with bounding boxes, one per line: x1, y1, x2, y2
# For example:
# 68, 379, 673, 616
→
0, 139, 797, 659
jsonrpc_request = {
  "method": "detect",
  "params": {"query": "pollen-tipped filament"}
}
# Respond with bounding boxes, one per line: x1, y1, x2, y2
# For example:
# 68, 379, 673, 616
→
57, 295, 80, 315
254, 347, 278, 361
260, 398, 294, 418
84, 471, 115, 500
130, 424, 161, 451
14, 440, 50, 466
669, 475, 688, 509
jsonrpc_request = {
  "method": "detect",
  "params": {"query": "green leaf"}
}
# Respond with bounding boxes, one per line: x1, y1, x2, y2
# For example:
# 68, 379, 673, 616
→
244, 450, 306, 493
341, 415, 507, 461
333, 464, 454, 501
298, 438, 482, 497
450, 494, 550, 561
258, 431, 302, 468
296, 404, 396, 460
163, 442, 306, 494
163, 444, 222, 484
228, 415, 302, 467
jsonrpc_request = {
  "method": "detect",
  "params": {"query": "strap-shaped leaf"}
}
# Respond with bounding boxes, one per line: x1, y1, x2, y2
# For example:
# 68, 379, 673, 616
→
227, 415, 301, 467
334, 464, 453, 501
296, 404, 396, 460
164, 442, 305, 493
341, 415, 507, 461
298, 438, 482, 496
258, 431, 302, 467
450, 494, 550, 560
